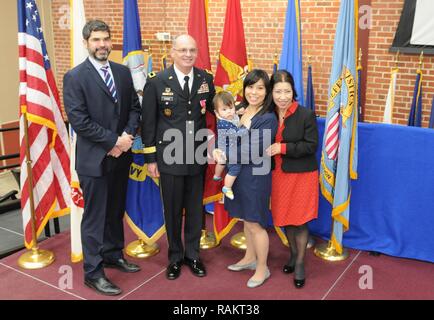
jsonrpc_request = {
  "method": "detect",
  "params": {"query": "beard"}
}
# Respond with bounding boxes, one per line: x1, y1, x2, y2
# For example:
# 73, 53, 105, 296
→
91, 47, 111, 62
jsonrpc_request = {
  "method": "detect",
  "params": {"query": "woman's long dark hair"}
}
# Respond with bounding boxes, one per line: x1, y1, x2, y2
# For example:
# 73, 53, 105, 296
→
267, 70, 298, 111
240, 69, 274, 116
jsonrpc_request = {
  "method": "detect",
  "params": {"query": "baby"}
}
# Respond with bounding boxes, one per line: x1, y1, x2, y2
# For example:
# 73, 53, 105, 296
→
213, 91, 248, 200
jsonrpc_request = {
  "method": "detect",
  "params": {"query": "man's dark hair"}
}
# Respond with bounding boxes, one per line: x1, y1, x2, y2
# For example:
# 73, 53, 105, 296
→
82, 20, 111, 40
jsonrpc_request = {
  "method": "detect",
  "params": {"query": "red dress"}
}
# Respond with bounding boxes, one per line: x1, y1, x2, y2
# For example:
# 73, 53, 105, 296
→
271, 103, 318, 227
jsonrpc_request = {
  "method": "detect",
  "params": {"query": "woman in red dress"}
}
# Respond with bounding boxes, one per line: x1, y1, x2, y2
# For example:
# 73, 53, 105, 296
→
266, 70, 319, 289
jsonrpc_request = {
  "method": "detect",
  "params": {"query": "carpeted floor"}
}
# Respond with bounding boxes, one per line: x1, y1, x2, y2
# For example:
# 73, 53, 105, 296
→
1, 216, 433, 300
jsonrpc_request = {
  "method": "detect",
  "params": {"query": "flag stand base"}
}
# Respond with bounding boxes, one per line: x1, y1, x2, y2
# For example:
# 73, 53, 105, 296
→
18, 247, 55, 269
314, 241, 349, 261
200, 230, 219, 249
126, 239, 159, 259
230, 232, 246, 250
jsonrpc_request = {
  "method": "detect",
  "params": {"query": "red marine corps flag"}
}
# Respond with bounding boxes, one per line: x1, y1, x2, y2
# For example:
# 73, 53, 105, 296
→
212, 0, 249, 241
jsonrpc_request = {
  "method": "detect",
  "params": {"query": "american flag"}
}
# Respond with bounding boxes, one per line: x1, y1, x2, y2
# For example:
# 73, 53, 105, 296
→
18, 0, 70, 248
324, 110, 340, 160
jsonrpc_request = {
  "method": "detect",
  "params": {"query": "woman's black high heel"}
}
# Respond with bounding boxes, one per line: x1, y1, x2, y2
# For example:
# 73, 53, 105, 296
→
293, 278, 305, 288
282, 264, 294, 274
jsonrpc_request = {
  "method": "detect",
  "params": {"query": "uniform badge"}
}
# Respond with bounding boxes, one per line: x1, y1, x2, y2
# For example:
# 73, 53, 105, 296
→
197, 82, 210, 94
164, 108, 172, 117
200, 99, 207, 115
162, 87, 174, 96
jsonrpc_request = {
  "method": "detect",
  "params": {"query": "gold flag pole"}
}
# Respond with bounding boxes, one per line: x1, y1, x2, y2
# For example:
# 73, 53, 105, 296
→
126, 239, 159, 259
314, 219, 349, 261
200, 200, 219, 249
230, 232, 246, 250
357, 48, 362, 69
418, 50, 424, 70
18, 112, 55, 269
200, 229, 219, 249
394, 50, 399, 68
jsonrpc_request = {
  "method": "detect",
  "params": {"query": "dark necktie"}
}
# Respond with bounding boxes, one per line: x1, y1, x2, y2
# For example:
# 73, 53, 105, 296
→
183, 75, 190, 97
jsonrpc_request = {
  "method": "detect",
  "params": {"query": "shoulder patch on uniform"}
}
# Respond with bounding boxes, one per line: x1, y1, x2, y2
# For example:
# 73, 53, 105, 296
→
205, 69, 213, 75
148, 71, 156, 79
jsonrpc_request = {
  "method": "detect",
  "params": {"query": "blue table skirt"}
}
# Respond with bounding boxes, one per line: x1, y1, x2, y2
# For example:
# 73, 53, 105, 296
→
309, 118, 434, 263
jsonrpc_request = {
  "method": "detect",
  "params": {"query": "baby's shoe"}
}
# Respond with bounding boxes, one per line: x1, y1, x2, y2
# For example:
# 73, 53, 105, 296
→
222, 186, 234, 200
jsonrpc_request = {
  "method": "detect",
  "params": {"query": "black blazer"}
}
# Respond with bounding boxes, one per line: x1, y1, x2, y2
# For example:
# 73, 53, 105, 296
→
278, 105, 319, 173
141, 65, 215, 176
63, 58, 141, 177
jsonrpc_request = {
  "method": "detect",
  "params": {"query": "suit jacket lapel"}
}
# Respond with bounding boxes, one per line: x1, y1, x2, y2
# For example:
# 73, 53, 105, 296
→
110, 62, 122, 112
85, 58, 113, 101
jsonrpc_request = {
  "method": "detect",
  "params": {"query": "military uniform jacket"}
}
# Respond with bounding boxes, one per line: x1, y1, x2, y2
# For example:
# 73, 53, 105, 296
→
141, 66, 215, 175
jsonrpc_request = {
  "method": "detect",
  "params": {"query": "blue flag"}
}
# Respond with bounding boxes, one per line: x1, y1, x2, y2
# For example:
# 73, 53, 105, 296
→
279, 0, 304, 106
319, 0, 358, 254
123, 0, 146, 93
408, 70, 422, 127
429, 97, 434, 129
123, 1, 165, 243
305, 64, 315, 111
125, 138, 165, 244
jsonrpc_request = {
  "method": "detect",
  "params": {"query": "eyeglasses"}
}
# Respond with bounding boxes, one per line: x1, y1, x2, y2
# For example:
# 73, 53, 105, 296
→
173, 48, 198, 55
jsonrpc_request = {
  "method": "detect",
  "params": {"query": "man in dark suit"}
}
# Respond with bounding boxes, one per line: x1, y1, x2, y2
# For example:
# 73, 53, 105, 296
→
63, 20, 141, 296
141, 35, 215, 280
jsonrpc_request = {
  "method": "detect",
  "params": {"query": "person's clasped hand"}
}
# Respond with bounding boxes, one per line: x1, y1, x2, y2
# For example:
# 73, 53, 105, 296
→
266, 143, 282, 157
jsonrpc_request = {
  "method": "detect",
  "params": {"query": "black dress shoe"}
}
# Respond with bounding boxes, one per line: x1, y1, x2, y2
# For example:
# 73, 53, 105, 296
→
184, 257, 206, 277
166, 261, 182, 280
294, 278, 305, 289
103, 258, 141, 273
84, 277, 122, 296
282, 264, 295, 274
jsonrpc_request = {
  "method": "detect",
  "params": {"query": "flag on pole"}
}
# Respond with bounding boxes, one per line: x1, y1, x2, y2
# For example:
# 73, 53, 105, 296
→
187, 0, 221, 205
18, 0, 71, 249
429, 96, 434, 129
279, 0, 304, 106
408, 68, 423, 127
123, 0, 165, 244
69, 0, 87, 263
305, 64, 315, 111
214, 0, 248, 101
383, 67, 398, 124
319, 0, 358, 254
125, 138, 165, 243
213, 0, 251, 241
123, 0, 146, 96
188, 0, 211, 71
